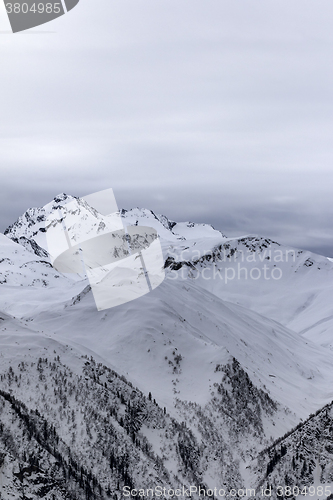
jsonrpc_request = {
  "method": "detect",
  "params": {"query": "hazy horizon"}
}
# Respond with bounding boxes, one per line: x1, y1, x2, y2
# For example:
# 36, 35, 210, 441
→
1, 0, 332, 256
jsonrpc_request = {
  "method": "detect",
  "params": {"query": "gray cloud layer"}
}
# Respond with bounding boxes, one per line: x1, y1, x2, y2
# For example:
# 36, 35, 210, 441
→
1, 0, 332, 255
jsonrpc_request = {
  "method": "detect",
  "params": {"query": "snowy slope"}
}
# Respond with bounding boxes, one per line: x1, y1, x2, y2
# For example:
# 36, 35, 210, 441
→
10, 275, 333, 423
3, 194, 333, 419
0, 312, 283, 494
5, 193, 333, 347
0, 232, 66, 288
1, 193, 333, 495
165, 236, 333, 346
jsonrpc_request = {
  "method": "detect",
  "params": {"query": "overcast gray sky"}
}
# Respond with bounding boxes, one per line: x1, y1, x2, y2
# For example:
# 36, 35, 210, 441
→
1, 0, 332, 256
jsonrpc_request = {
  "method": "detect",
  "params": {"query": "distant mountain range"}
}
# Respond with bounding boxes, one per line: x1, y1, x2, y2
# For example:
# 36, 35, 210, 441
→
0, 194, 333, 499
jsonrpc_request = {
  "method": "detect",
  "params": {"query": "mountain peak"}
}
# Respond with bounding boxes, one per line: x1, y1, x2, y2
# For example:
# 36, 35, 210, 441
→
53, 192, 75, 203
4, 194, 226, 261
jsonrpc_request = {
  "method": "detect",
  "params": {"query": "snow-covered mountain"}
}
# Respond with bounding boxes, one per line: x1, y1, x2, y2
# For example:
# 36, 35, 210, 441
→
1, 193, 333, 498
